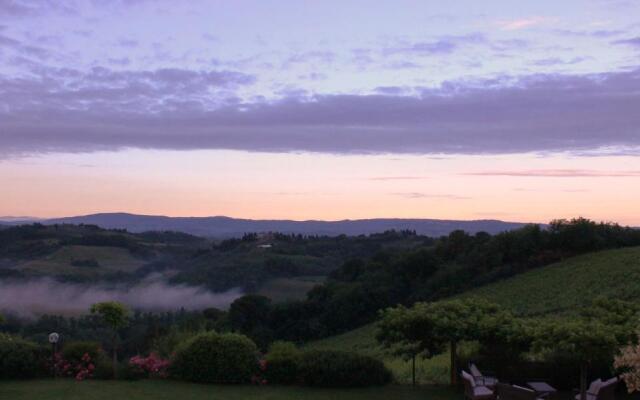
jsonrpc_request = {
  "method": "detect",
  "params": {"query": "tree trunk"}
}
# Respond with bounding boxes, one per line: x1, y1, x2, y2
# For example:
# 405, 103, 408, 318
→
412, 354, 416, 386
112, 335, 118, 380
450, 340, 458, 386
580, 362, 587, 400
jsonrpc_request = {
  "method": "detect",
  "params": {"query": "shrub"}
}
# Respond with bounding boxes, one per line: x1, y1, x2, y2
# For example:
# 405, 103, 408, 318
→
53, 351, 96, 381
264, 341, 301, 384
170, 332, 258, 383
151, 329, 202, 358
298, 350, 392, 387
0, 335, 48, 379
129, 353, 170, 378
62, 341, 101, 364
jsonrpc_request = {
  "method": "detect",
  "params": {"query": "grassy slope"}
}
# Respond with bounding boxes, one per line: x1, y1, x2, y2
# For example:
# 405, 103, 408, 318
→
0, 380, 460, 400
19, 245, 146, 277
460, 246, 640, 316
256, 276, 326, 302
307, 246, 640, 383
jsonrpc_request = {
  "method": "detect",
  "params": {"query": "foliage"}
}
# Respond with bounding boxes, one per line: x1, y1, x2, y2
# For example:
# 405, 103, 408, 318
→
62, 341, 101, 364
150, 329, 203, 359
615, 333, 640, 393
377, 298, 526, 385
0, 335, 48, 379
129, 353, 170, 379
532, 318, 622, 400
90, 302, 129, 330
297, 350, 391, 387
462, 246, 640, 316
53, 351, 96, 381
264, 341, 302, 384
170, 332, 258, 383
229, 295, 273, 349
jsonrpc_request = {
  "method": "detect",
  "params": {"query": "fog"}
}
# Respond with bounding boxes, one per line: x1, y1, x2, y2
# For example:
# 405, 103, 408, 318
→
0, 278, 243, 317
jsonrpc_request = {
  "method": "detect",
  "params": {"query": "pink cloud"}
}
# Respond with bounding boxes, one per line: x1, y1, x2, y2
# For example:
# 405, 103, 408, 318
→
496, 16, 556, 31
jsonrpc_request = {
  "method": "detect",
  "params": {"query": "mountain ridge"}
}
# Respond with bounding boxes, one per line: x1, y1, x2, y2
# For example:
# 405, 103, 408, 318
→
2, 212, 534, 238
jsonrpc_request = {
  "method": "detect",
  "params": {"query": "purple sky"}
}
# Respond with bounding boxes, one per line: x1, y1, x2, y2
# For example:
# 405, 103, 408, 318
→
0, 0, 639, 223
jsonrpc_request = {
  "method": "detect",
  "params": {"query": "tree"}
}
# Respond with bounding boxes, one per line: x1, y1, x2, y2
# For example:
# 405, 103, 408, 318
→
90, 301, 129, 378
533, 319, 618, 400
377, 298, 513, 385
229, 295, 273, 348
376, 303, 444, 386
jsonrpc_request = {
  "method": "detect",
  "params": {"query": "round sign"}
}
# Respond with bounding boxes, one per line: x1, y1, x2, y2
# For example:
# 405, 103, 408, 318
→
48, 332, 60, 344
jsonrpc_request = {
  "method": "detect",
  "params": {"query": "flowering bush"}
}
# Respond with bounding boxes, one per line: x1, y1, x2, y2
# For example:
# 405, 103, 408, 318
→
615, 339, 640, 393
129, 353, 170, 378
53, 352, 96, 381
251, 358, 268, 385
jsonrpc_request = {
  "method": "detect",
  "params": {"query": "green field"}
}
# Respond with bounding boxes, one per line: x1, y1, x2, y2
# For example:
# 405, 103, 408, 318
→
18, 245, 146, 277
460, 246, 640, 316
256, 276, 325, 302
0, 380, 459, 400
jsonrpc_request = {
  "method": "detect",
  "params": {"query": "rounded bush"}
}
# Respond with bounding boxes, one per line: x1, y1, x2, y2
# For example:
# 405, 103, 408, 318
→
264, 341, 301, 384
0, 335, 48, 379
170, 332, 258, 383
298, 350, 392, 387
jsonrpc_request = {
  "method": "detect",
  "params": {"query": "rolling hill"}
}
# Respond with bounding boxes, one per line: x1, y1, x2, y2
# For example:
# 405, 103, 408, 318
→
306, 246, 640, 383
38, 213, 529, 238
459, 245, 640, 316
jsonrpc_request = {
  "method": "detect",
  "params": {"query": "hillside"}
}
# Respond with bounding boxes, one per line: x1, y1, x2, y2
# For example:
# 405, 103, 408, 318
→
40, 213, 528, 238
0, 224, 431, 292
307, 246, 640, 383
459, 246, 640, 316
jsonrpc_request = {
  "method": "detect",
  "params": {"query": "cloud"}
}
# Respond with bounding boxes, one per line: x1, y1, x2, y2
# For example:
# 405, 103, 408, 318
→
0, 278, 243, 317
612, 36, 640, 48
465, 169, 640, 178
530, 56, 589, 66
0, 0, 75, 18
1, 67, 640, 157
383, 33, 486, 55
369, 176, 430, 181
496, 16, 556, 31
390, 192, 470, 200
555, 29, 624, 38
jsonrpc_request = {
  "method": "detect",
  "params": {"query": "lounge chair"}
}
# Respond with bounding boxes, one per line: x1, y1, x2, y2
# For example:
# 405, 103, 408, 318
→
470, 363, 499, 387
574, 377, 618, 400
496, 383, 545, 400
462, 370, 495, 400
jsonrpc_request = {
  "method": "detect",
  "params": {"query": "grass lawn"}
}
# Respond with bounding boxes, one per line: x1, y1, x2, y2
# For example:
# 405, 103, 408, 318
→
0, 380, 460, 400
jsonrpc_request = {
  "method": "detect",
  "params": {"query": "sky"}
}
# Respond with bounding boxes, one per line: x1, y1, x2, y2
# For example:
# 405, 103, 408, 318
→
0, 0, 639, 224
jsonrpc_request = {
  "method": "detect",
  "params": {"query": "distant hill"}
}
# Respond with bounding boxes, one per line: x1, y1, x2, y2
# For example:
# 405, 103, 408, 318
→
37, 213, 529, 238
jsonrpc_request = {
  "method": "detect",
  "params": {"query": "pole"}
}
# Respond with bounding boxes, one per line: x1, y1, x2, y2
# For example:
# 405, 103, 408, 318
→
412, 354, 416, 386
51, 342, 57, 378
